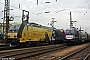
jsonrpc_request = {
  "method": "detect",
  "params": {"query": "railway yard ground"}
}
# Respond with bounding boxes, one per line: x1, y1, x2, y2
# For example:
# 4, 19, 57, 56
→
0, 42, 90, 60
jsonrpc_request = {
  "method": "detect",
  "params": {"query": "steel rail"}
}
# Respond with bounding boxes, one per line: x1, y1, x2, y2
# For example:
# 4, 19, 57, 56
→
0, 44, 16, 51
0, 44, 63, 54
60, 45, 90, 60
83, 52, 90, 60
0, 45, 67, 60
15, 46, 68, 60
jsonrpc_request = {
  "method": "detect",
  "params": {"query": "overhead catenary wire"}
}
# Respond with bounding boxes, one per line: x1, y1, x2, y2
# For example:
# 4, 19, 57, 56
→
0, 0, 89, 27
38, 1, 70, 19
0, 1, 70, 22
76, 0, 90, 21
85, 0, 90, 9
0, 1, 50, 23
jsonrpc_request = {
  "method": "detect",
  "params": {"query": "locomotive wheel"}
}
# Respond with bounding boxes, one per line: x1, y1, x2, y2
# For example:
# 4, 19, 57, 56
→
24, 42, 31, 47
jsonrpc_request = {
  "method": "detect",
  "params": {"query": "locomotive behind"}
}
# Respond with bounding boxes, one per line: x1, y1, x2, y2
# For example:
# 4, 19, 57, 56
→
65, 27, 89, 45
6, 22, 65, 47
52, 29, 65, 43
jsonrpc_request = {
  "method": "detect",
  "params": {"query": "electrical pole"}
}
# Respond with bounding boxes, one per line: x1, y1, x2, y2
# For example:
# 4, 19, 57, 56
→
70, 11, 73, 28
5, 0, 10, 34
50, 18, 57, 30
2, 8, 6, 34
37, 0, 38, 5
70, 11, 77, 28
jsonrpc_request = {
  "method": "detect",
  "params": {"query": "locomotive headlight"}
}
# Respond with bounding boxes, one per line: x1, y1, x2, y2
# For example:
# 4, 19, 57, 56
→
66, 35, 74, 39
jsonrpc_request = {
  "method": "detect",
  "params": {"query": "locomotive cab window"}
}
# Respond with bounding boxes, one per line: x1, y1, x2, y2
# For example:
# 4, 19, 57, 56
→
8, 24, 21, 32
66, 30, 74, 35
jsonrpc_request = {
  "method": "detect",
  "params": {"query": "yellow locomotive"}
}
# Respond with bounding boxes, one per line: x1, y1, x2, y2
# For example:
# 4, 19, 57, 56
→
6, 22, 53, 47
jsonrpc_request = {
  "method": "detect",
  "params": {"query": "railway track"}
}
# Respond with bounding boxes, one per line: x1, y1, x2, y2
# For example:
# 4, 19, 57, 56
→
0, 44, 9, 47
0, 44, 17, 51
0, 44, 67, 60
28, 43, 89, 60
0, 42, 54, 51
60, 43, 90, 60
83, 52, 90, 60
0, 39, 17, 51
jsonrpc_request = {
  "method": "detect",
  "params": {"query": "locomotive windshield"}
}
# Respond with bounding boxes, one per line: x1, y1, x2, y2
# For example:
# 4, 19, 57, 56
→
66, 30, 74, 35
8, 24, 21, 32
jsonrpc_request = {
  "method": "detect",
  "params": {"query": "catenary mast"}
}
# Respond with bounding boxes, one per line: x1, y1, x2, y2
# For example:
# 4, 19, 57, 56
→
4, 0, 10, 34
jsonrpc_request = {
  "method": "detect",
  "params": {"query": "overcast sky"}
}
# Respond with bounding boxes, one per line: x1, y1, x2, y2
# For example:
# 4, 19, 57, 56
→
0, 0, 90, 33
